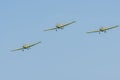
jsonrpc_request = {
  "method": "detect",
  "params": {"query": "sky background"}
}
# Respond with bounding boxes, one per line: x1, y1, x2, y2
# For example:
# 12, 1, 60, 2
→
1, 0, 120, 80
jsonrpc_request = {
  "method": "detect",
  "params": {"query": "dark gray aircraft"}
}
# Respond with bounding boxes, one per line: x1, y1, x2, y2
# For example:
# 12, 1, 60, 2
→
11, 41, 41, 52
87, 25, 119, 34
44, 21, 76, 31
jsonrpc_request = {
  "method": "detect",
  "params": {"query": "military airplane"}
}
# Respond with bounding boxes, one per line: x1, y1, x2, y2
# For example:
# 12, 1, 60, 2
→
11, 41, 41, 52
86, 25, 119, 34
44, 21, 76, 31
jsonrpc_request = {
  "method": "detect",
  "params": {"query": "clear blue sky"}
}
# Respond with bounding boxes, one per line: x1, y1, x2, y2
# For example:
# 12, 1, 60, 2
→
1, 0, 120, 80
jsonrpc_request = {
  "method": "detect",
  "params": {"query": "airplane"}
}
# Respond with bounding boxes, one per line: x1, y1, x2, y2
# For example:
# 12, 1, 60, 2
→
86, 25, 119, 34
11, 41, 41, 52
44, 21, 76, 31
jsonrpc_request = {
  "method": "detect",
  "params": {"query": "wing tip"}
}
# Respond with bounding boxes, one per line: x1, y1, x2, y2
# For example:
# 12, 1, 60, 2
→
86, 32, 92, 34
71, 21, 76, 23
115, 25, 119, 27
38, 41, 42, 43
44, 29, 49, 31
112, 25, 119, 28
10, 50, 17, 52
86, 32, 89, 33
86, 31, 95, 33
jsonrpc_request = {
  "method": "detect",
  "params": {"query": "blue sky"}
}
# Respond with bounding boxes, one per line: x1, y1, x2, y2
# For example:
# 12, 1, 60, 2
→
1, 0, 120, 80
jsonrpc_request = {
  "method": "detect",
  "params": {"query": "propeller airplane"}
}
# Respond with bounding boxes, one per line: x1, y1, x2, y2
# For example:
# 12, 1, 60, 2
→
86, 25, 119, 34
11, 41, 41, 52
44, 21, 76, 31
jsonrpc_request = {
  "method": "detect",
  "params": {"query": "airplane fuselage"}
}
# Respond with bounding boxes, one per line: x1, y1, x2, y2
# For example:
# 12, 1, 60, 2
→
23, 44, 30, 49
99, 27, 107, 32
56, 24, 64, 28
55, 24, 64, 31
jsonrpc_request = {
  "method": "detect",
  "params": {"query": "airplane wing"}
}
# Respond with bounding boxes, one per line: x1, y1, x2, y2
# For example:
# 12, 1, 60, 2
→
86, 30, 100, 33
62, 21, 76, 27
29, 41, 41, 47
11, 47, 24, 52
44, 27, 57, 31
106, 25, 119, 30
